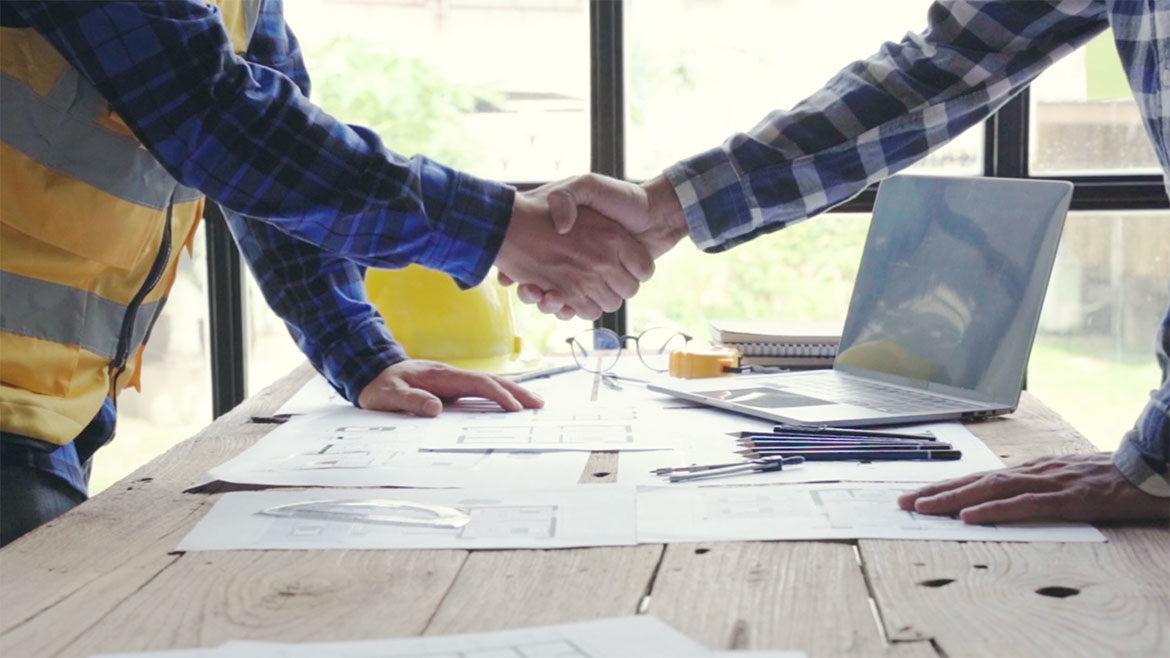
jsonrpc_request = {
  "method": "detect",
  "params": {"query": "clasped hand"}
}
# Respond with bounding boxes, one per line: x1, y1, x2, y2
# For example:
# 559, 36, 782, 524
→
494, 174, 689, 320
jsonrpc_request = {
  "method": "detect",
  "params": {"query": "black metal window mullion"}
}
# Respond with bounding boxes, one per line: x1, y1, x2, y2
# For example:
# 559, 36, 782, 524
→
204, 203, 248, 418
589, 0, 626, 336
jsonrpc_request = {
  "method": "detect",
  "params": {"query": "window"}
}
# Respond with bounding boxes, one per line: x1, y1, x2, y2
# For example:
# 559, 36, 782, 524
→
1032, 211, 1169, 450
203, 0, 1167, 459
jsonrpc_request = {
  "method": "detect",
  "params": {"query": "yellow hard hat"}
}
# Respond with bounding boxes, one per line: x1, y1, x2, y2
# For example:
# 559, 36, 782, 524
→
365, 264, 542, 375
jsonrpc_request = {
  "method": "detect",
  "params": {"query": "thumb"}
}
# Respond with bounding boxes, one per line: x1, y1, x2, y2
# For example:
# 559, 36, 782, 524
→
547, 188, 578, 234
560, 173, 650, 233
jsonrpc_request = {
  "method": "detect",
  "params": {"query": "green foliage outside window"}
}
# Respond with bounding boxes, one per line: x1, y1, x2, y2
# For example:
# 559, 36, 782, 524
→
308, 37, 496, 170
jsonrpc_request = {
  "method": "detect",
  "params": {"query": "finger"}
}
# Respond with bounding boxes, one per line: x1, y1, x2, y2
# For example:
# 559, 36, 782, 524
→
444, 371, 526, 412
547, 188, 579, 234
896, 472, 985, 509
497, 271, 515, 287
958, 492, 1076, 525
492, 376, 544, 410
564, 173, 647, 229
912, 472, 1060, 516
617, 234, 655, 283
366, 380, 442, 418
598, 266, 640, 303
578, 282, 623, 315
537, 290, 566, 315
567, 296, 602, 321
515, 284, 545, 304
555, 306, 576, 321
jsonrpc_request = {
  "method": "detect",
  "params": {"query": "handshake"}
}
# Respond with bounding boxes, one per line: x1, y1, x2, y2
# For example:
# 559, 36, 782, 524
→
494, 173, 691, 321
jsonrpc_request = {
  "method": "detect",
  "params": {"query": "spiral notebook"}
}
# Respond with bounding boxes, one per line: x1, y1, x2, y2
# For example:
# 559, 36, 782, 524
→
709, 319, 841, 367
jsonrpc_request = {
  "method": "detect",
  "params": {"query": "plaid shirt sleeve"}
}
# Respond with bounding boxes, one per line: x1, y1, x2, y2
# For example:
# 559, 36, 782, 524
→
224, 0, 400, 402
664, 0, 1108, 251
11, 0, 516, 402
10, 1, 513, 286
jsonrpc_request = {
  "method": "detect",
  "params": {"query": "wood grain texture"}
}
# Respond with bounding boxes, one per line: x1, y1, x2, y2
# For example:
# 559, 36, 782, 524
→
861, 525, 1170, 657
966, 393, 1096, 464
58, 549, 468, 657
425, 545, 663, 635
645, 541, 933, 657
0, 364, 314, 656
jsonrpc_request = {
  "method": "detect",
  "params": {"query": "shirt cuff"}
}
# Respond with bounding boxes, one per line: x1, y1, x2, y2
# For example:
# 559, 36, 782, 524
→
417, 160, 515, 289
664, 145, 774, 254
1112, 393, 1170, 499
319, 318, 407, 405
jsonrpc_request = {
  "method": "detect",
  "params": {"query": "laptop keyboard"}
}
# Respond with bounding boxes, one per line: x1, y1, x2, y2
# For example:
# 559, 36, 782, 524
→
791, 377, 983, 413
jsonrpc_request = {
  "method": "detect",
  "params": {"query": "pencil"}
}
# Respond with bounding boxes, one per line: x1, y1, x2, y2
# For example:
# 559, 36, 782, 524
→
736, 448, 962, 461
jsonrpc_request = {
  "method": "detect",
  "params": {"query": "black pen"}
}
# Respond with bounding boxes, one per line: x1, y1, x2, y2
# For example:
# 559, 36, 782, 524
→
736, 448, 962, 461
736, 437, 949, 446
739, 437, 950, 447
765, 426, 938, 440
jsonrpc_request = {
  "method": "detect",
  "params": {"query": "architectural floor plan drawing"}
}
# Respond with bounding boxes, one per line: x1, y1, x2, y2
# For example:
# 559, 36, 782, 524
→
203, 405, 590, 489
176, 486, 637, 551
419, 404, 673, 452
637, 482, 1106, 544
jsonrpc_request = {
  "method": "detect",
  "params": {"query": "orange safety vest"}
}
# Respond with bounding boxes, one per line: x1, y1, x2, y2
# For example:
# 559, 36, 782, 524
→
0, 0, 261, 447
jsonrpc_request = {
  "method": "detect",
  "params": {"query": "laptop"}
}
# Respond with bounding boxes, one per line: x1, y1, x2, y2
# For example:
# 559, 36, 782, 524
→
648, 174, 1073, 427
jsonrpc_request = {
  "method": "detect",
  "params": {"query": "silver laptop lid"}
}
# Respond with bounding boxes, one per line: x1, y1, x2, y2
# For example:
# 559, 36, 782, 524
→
834, 175, 1072, 406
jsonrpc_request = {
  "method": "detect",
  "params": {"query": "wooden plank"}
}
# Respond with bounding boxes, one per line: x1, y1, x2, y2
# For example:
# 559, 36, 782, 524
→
966, 393, 1096, 464
644, 541, 933, 657
57, 549, 468, 657
422, 452, 653, 635
424, 545, 664, 635
861, 525, 1170, 657
0, 364, 314, 656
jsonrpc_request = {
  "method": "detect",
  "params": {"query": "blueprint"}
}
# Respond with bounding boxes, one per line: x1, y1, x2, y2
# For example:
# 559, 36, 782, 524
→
636, 482, 1106, 543
205, 405, 590, 489
177, 485, 637, 551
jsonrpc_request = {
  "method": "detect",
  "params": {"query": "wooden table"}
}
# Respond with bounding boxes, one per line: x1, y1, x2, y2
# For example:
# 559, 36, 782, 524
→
2, 364, 1167, 658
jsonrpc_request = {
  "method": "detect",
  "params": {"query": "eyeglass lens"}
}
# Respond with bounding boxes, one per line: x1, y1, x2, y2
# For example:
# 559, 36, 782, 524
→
568, 328, 623, 373
635, 327, 690, 371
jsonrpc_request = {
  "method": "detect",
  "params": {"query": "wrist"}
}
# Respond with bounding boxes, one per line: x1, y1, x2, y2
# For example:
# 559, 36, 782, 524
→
643, 174, 689, 245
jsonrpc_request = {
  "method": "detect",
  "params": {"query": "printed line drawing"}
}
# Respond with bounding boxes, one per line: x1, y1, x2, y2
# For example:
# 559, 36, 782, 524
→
457, 424, 635, 445
260, 504, 560, 543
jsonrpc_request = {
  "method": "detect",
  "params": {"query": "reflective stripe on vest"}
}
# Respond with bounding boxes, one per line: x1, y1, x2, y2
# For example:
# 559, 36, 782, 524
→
0, 0, 261, 447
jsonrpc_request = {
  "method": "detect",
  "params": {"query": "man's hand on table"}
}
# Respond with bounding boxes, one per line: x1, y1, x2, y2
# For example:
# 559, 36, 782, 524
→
897, 452, 1168, 524
357, 360, 544, 417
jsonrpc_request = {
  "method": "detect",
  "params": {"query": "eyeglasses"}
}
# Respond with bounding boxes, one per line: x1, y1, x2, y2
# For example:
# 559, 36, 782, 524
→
565, 327, 693, 374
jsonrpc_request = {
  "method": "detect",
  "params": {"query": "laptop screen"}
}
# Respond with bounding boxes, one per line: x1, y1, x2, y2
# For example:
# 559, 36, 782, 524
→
835, 175, 1071, 404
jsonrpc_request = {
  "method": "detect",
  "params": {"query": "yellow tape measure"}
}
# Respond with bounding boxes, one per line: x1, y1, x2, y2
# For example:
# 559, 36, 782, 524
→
668, 346, 740, 379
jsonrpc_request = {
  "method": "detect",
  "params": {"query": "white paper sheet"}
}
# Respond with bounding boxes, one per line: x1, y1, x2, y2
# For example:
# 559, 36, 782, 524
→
177, 485, 637, 551
226, 616, 710, 658
417, 403, 682, 452
618, 421, 1004, 487
90, 616, 713, 658
636, 482, 1106, 543
205, 405, 589, 489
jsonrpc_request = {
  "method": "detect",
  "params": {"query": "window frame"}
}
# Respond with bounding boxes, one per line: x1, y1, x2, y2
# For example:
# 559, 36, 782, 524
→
205, 0, 1169, 417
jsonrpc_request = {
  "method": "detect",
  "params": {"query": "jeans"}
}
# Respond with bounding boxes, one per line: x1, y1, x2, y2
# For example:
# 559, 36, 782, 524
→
0, 464, 87, 547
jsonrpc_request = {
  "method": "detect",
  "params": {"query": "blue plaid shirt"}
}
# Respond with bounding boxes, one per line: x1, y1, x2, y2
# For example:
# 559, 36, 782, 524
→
2, 0, 514, 494
665, 0, 1169, 496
